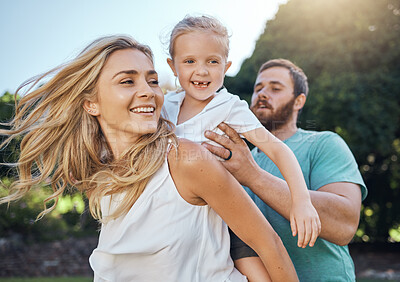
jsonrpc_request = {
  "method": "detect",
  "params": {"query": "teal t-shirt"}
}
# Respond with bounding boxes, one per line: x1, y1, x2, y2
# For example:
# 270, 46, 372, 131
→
248, 129, 367, 282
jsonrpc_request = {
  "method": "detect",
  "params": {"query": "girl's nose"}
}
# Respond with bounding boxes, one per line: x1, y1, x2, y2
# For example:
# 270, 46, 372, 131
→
196, 64, 209, 76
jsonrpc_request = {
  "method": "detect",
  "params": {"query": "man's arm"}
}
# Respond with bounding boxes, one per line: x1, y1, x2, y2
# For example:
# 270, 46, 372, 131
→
203, 123, 362, 246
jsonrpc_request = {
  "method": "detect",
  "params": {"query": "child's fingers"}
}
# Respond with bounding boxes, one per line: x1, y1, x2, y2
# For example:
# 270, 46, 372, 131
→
296, 222, 305, 248
303, 220, 312, 248
309, 219, 319, 247
290, 215, 297, 237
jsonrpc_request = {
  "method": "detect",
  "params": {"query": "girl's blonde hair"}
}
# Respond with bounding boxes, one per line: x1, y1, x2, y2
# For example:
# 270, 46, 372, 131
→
0, 35, 177, 221
168, 15, 230, 59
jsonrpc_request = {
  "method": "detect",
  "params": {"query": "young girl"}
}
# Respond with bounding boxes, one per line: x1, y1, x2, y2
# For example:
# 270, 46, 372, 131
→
164, 15, 321, 280
0, 35, 298, 281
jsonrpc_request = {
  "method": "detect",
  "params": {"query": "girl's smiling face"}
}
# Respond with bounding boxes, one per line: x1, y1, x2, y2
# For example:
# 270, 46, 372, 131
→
167, 31, 231, 106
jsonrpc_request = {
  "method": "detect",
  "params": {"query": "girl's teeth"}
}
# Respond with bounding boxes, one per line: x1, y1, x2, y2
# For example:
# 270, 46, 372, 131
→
193, 82, 208, 87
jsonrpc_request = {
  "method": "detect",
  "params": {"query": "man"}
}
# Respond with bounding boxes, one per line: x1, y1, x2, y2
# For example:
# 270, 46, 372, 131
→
203, 59, 367, 281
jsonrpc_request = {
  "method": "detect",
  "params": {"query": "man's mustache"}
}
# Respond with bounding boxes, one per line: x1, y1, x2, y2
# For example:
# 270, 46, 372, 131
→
255, 99, 273, 110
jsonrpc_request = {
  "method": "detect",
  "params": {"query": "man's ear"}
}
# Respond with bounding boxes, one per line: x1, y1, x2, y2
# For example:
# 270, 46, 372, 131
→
294, 93, 306, 111
83, 100, 100, 116
224, 61, 232, 74
167, 58, 177, 76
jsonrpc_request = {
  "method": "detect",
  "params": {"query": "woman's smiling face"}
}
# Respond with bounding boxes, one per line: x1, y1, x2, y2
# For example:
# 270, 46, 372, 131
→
91, 48, 164, 156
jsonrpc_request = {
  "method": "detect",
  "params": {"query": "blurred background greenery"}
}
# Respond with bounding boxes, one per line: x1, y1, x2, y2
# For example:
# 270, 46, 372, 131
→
0, 0, 399, 262
0, 91, 98, 241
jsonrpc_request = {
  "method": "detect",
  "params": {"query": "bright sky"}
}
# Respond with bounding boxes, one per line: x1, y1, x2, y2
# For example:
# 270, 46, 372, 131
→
0, 0, 287, 94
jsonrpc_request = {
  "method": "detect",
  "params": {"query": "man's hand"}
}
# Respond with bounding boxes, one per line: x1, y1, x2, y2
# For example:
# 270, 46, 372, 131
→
202, 123, 262, 187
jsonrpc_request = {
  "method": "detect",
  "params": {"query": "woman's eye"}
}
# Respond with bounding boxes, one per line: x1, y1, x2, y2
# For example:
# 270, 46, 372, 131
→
149, 80, 159, 86
121, 79, 133, 84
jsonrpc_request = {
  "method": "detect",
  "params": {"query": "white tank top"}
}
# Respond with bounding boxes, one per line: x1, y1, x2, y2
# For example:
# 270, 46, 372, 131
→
89, 154, 247, 282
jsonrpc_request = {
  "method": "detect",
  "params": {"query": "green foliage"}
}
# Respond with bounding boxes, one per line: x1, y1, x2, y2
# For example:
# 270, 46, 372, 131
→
227, 0, 400, 242
0, 178, 97, 242
0, 91, 19, 177
0, 92, 97, 242
0, 92, 16, 122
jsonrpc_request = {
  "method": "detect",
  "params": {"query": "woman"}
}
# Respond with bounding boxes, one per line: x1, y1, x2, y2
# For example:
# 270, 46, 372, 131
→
0, 35, 297, 281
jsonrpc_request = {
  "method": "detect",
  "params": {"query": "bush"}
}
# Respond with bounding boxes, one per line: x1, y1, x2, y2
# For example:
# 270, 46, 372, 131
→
0, 177, 98, 243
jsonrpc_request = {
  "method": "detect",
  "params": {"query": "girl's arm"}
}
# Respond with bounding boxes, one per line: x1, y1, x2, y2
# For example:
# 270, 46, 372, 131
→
168, 139, 298, 282
242, 127, 321, 248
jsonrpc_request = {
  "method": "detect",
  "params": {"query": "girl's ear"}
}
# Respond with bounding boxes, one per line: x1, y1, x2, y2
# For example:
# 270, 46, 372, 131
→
224, 61, 232, 74
83, 100, 100, 116
167, 58, 177, 76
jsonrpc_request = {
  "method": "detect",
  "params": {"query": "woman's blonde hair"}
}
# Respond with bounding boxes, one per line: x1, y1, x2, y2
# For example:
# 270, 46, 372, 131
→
168, 15, 230, 59
0, 35, 177, 221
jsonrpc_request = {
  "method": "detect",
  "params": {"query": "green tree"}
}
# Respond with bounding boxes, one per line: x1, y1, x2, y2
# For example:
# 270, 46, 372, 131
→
0, 92, 15, 121
0, 92, 18, 177
226, 0, 400, 242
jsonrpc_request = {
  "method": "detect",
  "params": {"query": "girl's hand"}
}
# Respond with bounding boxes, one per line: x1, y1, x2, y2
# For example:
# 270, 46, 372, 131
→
290, 199, 321, 248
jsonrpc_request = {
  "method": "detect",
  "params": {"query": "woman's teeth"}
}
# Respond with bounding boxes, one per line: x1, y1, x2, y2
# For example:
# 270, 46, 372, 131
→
131, 107, 155, 113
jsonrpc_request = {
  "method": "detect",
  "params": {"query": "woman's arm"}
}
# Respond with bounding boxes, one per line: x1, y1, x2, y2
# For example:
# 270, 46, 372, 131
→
168, 139, 298, 282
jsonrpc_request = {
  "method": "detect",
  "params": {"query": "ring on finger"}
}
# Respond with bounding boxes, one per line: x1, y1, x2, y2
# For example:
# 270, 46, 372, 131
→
224, 149, 232, 161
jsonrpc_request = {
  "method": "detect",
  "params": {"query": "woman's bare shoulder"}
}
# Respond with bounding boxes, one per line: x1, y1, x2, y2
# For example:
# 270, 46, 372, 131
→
168, 138, 218, 205
168, 138, 216, 172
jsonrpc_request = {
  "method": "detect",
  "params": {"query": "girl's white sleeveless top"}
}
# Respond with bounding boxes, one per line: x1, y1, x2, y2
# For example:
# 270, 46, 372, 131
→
89, 155, 247, 282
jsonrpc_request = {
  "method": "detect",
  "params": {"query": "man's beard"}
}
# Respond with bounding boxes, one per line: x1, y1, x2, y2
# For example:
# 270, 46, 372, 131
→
252, 97, 296, 132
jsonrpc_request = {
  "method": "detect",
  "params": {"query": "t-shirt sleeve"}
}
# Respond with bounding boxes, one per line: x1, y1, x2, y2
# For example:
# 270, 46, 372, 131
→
309, 132, 367, 200
224, 98, 263, 134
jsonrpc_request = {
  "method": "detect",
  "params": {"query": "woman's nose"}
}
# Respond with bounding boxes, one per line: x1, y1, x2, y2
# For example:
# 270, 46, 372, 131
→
136, 81, 155, 98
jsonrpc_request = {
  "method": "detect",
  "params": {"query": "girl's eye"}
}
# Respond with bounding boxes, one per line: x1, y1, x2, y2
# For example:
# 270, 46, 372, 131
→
121, 79, 134, 84
185, 59, 195, 64
209, 60, 219, 64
